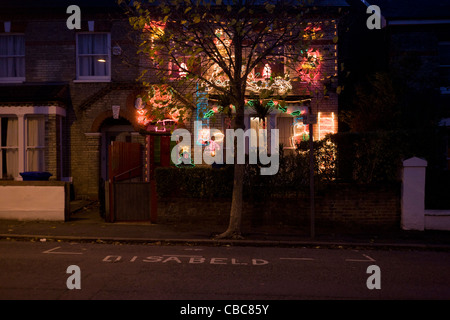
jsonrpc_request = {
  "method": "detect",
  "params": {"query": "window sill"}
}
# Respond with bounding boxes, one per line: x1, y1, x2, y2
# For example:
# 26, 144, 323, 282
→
73, 79, 111, 83
0, 78, 25, 84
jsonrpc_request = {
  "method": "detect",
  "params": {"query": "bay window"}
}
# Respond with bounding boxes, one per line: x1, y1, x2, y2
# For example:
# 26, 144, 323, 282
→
0, 115, 46, 179
0, 117, 19, 179
26, 116, 45, 172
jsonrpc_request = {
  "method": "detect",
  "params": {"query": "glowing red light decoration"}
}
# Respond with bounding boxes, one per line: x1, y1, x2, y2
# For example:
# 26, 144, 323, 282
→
298, 49, 322, 82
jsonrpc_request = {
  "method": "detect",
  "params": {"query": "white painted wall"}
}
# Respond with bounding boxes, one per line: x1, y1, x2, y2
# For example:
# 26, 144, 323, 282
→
401, 157, 427, 231
425, 210, 450, 231
402, 157, 450, 231
0, 185, 66, 221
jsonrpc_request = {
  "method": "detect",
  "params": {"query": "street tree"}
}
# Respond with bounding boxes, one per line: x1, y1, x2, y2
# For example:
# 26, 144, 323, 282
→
120, 0, 327, 239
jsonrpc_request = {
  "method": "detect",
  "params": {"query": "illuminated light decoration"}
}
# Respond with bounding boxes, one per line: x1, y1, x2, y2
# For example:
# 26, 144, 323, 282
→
212, 131, 225, 143
290, 110, 303, 117
214, 28, 232, 49
298, 49, 322, 82
149, 84, 181, 122
148, 85, 173, 110
155, 119, 175, 132
203, 109, 215, 119
207, 63, 230, 90
136, 84, 176, 126
197, 128, 225, 147
317, 138, 337, 180
204, 132, 224, 157
290, 121, 310, 147
179, 62, 188, 78
137, 108, 151, 126
196, 83, 210, 146
168, 108, 180, 122
303, 24, 322, 40
265, 100, 275, 108
245, 72, 292, 95
318, 112, 336, 140
175, 145, 195, 168
143, 21, 166, 42
197, 128, 211, 146
262, 63, 272, 79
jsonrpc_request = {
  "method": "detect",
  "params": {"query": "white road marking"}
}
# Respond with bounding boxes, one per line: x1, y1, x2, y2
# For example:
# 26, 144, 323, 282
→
345, 254, 376, 262
42, 246, 83, 255
280, 257, 315, 261
162, 254, 204, 258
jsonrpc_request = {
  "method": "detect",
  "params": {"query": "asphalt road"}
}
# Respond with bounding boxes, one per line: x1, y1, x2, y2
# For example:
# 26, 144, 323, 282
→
1, 239, 450, 302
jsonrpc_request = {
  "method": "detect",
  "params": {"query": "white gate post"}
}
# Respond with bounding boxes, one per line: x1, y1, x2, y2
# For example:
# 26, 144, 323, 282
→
402, 157, 427, 231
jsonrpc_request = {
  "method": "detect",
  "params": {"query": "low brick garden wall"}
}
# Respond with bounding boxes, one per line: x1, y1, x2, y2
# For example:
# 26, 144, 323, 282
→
156, 183, 401, 231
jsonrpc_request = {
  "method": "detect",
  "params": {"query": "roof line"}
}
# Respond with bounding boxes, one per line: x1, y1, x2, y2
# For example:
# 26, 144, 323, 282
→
388, 19, 450, 26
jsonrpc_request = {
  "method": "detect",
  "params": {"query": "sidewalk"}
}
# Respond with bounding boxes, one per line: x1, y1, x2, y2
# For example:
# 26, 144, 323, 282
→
1, 200, 450, 250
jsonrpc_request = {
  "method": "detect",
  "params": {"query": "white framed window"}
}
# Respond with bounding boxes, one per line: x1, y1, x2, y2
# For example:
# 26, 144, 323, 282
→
76, 33, 111, 81
26, 115, 45, 172
0, 116, 19, 179
0, 35, 25, 83
0, 115, 46, 179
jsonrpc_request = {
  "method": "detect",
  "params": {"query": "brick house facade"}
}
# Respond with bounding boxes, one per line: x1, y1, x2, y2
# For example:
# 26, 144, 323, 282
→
0, 0, 344, 202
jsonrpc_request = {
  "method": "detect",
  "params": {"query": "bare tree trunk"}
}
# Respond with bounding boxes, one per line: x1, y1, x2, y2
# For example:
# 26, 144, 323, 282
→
216, 163, 245, 239
216, 29, 246, 240
217, 99, 246, 240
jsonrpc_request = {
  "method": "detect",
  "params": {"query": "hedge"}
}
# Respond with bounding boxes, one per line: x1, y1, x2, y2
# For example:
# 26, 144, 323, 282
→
155, 128, 444, 199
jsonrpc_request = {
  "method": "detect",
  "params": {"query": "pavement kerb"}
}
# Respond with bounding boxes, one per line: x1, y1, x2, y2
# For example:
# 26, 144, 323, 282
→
2, 233, 450, 251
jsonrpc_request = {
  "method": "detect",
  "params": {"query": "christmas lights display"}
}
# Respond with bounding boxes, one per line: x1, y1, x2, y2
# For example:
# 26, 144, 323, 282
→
262, 63, 272, 79
290, 121, 310, 147
175, 145, 195, 168
318, 112, 335, 140
298, 48, 322, 82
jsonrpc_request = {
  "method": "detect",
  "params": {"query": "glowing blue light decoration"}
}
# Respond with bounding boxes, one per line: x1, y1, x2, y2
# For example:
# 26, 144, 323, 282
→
196, 83, 210, 146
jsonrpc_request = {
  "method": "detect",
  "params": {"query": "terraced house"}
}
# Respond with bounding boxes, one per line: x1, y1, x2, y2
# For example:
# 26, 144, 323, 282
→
0, 0, 347, 221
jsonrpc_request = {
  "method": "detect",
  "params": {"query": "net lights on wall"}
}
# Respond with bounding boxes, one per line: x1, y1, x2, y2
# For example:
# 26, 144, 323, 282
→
318, 112, 335, 140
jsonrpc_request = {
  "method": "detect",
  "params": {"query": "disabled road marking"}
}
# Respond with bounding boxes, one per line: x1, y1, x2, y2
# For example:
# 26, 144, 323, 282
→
102, 254, 269, 265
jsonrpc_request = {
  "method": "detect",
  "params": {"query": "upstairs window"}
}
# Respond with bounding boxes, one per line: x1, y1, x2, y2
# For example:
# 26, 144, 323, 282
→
439, 42, 450, 94
169, 56, 202, 79
0, 35, 25, 83
76, 33, 111, 81
253, 57, 285, 80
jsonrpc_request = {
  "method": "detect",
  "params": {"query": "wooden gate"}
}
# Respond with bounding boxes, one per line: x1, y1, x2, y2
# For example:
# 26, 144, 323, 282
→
107, 141, 151, 222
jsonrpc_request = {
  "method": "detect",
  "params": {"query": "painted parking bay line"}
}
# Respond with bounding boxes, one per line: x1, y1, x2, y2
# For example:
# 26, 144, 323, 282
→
42, 246, 84, 255
345, 254, 376, 262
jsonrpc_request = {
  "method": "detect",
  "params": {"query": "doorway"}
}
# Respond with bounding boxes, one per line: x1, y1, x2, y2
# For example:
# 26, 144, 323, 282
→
100, 117, 135, 182
99, 117, 136, 218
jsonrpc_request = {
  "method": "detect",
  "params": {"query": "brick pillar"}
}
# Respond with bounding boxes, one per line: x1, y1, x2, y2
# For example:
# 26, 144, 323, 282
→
46, 114, 60, 180
84, 133, 102, 200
